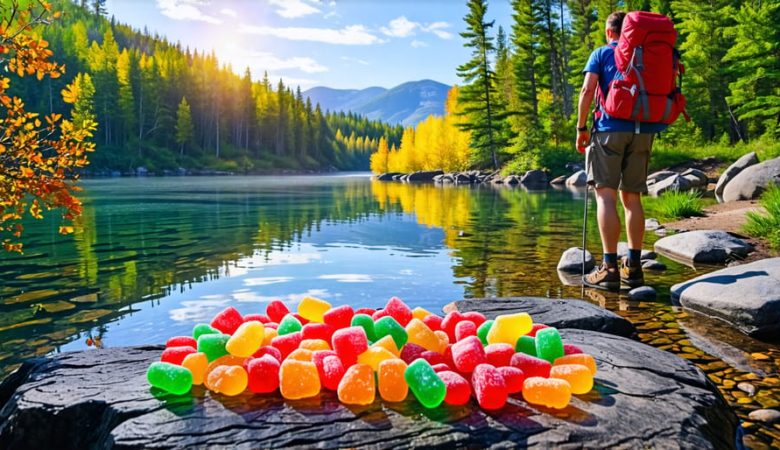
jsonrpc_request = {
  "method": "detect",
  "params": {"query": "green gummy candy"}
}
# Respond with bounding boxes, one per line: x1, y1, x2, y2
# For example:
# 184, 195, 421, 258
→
535, 327, 564, 363
351, 314, 377, 342
477, 319, 494, 346
192, 323, 219, 340
515, 335, 537, 356
147, 361, 193, 395
197, 333, 230, 361
374, 316, 408, 348
404, 359, 446, 408
277, 315, 303, 335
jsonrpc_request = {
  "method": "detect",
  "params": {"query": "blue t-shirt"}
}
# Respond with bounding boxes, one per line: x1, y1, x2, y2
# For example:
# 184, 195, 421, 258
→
583, 42, 667, 134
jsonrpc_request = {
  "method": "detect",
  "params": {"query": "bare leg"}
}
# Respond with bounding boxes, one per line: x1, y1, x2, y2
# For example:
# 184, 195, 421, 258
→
595, 187, 620, 255
620, 191, 645, 250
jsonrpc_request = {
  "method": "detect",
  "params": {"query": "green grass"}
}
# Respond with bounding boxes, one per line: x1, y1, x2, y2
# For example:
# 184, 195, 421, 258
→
644, 190, 706, 221
650, 136, 780, 172
742, 184, 780, 249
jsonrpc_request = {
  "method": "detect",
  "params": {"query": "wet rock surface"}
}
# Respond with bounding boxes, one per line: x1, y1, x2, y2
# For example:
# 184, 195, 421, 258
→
654, 230, 753, 265
557, 247, 595, 273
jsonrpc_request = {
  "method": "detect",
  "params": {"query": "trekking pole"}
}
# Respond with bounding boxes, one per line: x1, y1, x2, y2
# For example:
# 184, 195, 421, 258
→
581, 147, 590, 291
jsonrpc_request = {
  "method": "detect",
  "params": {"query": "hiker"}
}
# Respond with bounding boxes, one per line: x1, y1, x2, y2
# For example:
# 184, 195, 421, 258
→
575, 11, 675, 290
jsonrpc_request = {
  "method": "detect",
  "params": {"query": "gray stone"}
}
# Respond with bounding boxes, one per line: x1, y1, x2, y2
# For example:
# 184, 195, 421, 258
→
376, 172, 402, 181
642, 259, 667, 271
715, 152, 759, 203
550, 175, 567, 185
645, 218, 661, 231
737, 382, 756, 397
406, 170, 444, 182
722, 156, 780, 202
648, 174, 693, 197
654, 230, 753, 265
647, 170, 677, 185
671, 257, 780, 338
520, 169, 547, 186
748, 409, 780, 424
504, 175, 520, 185
681, 168, 709, 188
454, 173, 471, 184
565, 170, 587, 187
628, 286, 657, 301
557, 247, 595, 273
616, 242, 655, 260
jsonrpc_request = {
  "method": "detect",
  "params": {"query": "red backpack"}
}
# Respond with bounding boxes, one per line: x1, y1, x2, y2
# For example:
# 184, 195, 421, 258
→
599, 11, 689, 128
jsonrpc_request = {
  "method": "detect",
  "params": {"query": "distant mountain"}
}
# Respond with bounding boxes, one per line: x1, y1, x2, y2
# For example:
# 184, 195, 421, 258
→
304, 80, 451, 127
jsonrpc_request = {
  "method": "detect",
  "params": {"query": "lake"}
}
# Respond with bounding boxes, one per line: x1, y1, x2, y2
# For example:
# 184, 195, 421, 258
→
1, 174, 777, 446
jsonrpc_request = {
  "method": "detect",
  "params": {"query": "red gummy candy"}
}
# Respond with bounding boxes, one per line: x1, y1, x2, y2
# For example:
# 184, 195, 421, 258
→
455, 321, 477, 341
354, 308, 376, 316
400, 343, 426, 364
266, 300, 290, 323
331, 326, 368, 366
423, 314, 443, 331
441, 311, 464, 343
461, 311, 487, 327
439, 370, 472, 405
311, 349, 338, 373
371, 308, 387, 321
442, 345, 456, 368
252, 346, 282, 362
271, 332, 302, 360
302, 323, 336, 342
451, 336, 486, 373
472, 364, 508, 410
166, 336, 197, 348
211, 306, 244, 335
319, 355, 346, 390
247, 354, 280, 393
510, 352, 552, 378
383, 297, 412, 326
485, 343, 515, 367
291, 312, 309, 325
498, 366, 525, 394
420, 351, 445, 366
563, 343, 583, 355
265, 322, 279, 330
161, 345, 197, 365
528, 323, 549, 337
244, 313, 270, 324
432, 363, 451, 372
323, 305, 354, 330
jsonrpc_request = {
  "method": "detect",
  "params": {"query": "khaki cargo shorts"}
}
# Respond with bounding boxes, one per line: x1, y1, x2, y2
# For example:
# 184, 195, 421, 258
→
586, 132, 654, 193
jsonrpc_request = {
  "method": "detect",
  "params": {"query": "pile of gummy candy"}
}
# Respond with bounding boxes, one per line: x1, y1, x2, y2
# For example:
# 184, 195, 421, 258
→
147, 297, 597, 410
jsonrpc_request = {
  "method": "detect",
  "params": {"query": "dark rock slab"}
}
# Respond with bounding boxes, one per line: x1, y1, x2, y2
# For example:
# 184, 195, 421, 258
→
520, 170, 547, 186
446, 297, 635, 338
0, 329, 738, 449
549, 175, 567, 185
648, 174, 693, 197
654, 230, 753, 265
715, 152, 758, 203
376, 172, 403, 181
406, 170, 444, 182
722, 156, 780, 202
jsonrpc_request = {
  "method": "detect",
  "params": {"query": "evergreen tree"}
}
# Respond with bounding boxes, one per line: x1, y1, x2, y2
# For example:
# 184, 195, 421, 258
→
175, 97, 194, 156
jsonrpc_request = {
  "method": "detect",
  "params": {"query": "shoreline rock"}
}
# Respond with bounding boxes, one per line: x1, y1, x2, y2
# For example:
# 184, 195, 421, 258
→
654, 230, 753, 265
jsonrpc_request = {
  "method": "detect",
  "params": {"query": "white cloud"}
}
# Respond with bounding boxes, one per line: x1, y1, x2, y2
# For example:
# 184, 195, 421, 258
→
267, 74, 320, 89
268, 0, 321, 19
340, 56, 369, 66
380, 16, 418, 38
239, 24, 384, 45
317, 274, 374, 283
156, 0, 222, 24
246, 51, 328, 73
410, 40, 428, 48
423, 22, 453, 40
220, 7, 237, 18
243, 276, 294, 286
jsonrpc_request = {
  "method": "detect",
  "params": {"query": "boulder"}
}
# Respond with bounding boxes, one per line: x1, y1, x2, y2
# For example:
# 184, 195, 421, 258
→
503, 175, 521, 185
565, 170, 588, 187
715, 152, 759, 203
647, 170, 676, 185
453, 173, 471, 184
722, 156, 780, 202
671, 257, 780, 338
376, 172, 402, 181
565, 162, 584, 173
628, 286, 657, 301
654, 230, 752, 265
642, 259, 667, 271
681, 168, 709, 188
648, 174, 693, 197
406, 170, 444, 182
616, 242, 655, 260
557, 247, 595, 273
749, 409, 780, 424
550, 175, 567, 185
520, 170, 547, 186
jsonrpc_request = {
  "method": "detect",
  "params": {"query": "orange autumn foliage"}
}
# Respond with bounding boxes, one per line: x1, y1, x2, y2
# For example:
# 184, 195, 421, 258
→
0, 0, 96, 252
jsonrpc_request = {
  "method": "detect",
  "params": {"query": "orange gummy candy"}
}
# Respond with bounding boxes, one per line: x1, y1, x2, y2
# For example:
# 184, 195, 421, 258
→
378, 358, 408, 402
279, 359, 321, 399
405, 319, 445, 353
553, 354, 597, 376
287, 348, 314, 362
182, 352, 208, 385
523, 376, 572, 409
357, 346, 396, 371
300, 339, 331, 352
550, 364, 593, 394
205, 355, 246, 380
434, 330, 449, 348
205, 365, 248, 396
263, 328, 278, 347
337, 363, 375, 405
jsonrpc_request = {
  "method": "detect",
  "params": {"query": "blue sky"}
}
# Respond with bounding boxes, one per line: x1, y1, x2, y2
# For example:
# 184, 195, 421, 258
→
104, 0, 515, 90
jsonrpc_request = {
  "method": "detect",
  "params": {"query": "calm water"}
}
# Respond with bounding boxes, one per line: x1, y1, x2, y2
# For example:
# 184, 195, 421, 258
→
1, 175, 778, 447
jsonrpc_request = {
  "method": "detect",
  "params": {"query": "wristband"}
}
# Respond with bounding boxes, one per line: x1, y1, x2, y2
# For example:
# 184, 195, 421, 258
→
577, 126, 588, 132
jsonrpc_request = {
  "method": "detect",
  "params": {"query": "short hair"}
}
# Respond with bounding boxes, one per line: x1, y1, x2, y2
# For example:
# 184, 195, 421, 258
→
606, 12, 626, 35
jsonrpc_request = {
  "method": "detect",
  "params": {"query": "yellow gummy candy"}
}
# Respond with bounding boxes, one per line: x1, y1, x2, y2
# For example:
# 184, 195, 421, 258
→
226, 321, 264, 358
434, 330, 449, 348
371, 335, 400, 357
298, 296, 332, 323
357, 346, 396, 371
405, 319, 445, 353
262, 327, 278, 347
412, 307, 432, 321
487, 313, 533, 345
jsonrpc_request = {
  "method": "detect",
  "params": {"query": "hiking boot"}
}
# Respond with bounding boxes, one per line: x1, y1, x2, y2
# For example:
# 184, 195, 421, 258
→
583, 263, 620, 291
620, 257, 645, 289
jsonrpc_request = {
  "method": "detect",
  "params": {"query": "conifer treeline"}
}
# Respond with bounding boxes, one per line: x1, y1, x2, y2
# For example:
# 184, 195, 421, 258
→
11, 1, 403, 172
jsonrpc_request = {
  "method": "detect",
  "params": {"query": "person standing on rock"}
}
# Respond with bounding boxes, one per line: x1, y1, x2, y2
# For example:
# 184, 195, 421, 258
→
575, 11, 669, 290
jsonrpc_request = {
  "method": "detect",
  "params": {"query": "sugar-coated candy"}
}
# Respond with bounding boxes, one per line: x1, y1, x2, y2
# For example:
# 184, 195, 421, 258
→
266, 300, 290, 323
399, 342, 426, 364
420, 350, 445, 366
252, 345, 282, 362
291, 312, 310, 325
323, 304, 354, 330
243, 313, 270, 324
161, 346, 197, 365
371, 335, 400, 356
485, 343, 515, 367
442, 345, 456, 368
337, 364, 376, 405
197, 333, 230, 362
451, 336, 486, 373
354, 307, 376, 316
441, 311, 463, 343
181, 352, 208, 385
378, 358, 408, 402
486, 313, 532, 345
498, 366, 525, 394
288, 348, 314, 362
412, 306, 432, 321
438, 370, 471, 406
523, 377, 571, 409
351, 314, 377, 341
563, 343, 584, 355
319, 354, 345, 391
471, 364, 508, 410
265, 322, 279, 330
528, 323, 549, 337
192, 323, 220, 341
405, 318, 444, 353
262, 327, 278, 346
311, 349, 338, 368
434, 331, 449, 352
331, 326, 369, 366
515, 335, 537, 357
277, 315, 303, 335
550, 364, 593, 394
554, 354, 596, 375
301, 323, 335, 343
205, 355, 247, 380
476, 320, 493, 346
383, 297, 413, 326
166, 336, 197, 349
246, 354, 280, 393
205, 365, 248, 396
455, 320, 477, 342
358, 346, 396, 371
374, 316, 408, 349
147, 361, 193, 395
300, 338, 331, 352
510, 352, 551, 378
298, 296, 331, 323
279, 359, 321, 399
422, 314, 443, 331
404, 359, 446, 408
226, 321, 265, 358
462, 311, 487, 327
431, 363, 450, 372
210, 306, 244, 335
535, 327, 564, 363
270, 332, 302, 360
